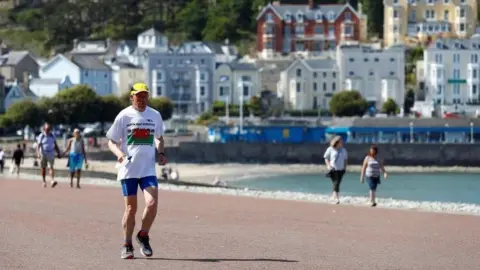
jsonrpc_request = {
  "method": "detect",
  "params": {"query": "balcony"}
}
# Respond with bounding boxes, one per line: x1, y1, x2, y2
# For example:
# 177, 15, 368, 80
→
170, 93, 192, 101
171, 78, 191, 87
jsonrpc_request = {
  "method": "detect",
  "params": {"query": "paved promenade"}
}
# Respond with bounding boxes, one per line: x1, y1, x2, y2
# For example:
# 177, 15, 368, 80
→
0, 178, 479, 270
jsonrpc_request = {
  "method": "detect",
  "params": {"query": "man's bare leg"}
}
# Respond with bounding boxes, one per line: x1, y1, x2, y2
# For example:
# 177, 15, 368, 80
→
123, 196, 137, 244
40, 167, 47, 187
136, 186, 158, 257
76, 170, 81, 188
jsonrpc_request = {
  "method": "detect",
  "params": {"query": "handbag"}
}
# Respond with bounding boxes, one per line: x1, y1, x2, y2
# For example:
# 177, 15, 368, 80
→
325, 149, 341, 178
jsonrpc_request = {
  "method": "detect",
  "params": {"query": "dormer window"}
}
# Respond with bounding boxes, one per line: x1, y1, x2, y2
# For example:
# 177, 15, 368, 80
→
315, 12, 323, 21
296, 12, 304, 22
328, 11, 335, 21
427, 0, 434, 5
285, 13, 291, 22
455, 42, 460, 49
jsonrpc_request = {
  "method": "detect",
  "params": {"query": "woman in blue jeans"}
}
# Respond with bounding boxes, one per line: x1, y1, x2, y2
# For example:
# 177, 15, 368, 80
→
360, 145, 388, 207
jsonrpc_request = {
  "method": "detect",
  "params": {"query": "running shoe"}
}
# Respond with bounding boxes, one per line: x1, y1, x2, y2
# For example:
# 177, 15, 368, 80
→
121, 243, 134, 259
136, 231, 153, 257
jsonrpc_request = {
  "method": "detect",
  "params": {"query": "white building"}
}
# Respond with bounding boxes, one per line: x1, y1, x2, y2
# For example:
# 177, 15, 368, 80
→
336, 42, 405, 110
214, 62, 261, 105
415, 34, 480, 116
277, 58, 340, 110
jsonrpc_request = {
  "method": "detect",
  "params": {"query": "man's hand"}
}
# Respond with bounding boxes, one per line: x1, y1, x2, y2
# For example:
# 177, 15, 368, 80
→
158, 152, 167, 166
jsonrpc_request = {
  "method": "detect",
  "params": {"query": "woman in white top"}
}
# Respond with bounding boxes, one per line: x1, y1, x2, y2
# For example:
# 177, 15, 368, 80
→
323, 136, 348, 204
0, 147, 4, 174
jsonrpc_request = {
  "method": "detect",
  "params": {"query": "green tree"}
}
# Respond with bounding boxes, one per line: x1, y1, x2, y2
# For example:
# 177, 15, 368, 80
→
329, 90, 368, 117
247, 96, 261, 116
149, 97, 174, 121
382, 98, 399, 115
99, 95, 124, 123
404, 89, 415, 115
53, 85, 101, 125
2, 99, 44, 128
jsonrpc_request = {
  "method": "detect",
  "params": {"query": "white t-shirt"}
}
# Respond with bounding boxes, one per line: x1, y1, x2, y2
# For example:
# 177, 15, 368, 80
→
106, 106, 164, 181
0, 150, 4, 161
323, 146, 348, 171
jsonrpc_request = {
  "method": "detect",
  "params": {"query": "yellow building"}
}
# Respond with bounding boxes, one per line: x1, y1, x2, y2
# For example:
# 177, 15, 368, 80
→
383, 0, 478, 47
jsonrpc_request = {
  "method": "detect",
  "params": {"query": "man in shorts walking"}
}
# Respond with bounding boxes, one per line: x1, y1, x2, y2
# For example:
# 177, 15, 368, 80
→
106, 82, 167, 259
37, 123, 62, 188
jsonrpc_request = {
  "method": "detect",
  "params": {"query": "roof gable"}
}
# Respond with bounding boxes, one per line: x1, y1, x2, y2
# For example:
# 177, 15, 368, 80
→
41, 54, 79, 73
256, 3, 283, 20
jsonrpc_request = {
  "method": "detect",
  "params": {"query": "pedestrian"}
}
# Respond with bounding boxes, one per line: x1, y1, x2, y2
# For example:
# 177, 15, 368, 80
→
106, 82, 167, 259
0, 147, 4, 174
323, 136, 348, 204
63, 128, 88, 188
36, 122, 62, 188
11, 144, 24, 176
360, 145, 388, 207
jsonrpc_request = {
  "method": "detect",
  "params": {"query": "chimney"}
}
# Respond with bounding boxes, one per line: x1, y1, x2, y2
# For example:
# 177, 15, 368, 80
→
272, 1, 280, 6
308, 0, 314, 9
358, 2, 363, 14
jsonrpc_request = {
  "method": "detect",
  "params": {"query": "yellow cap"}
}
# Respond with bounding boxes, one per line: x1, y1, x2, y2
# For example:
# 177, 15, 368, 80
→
130, 82, 149, 95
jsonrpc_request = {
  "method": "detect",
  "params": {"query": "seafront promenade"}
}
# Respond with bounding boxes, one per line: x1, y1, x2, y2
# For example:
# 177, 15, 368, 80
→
0, 178, 479, 270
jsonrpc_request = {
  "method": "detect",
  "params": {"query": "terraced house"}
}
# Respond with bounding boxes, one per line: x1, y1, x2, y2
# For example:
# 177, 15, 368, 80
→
255, 0, 368, 59
383, 0, 478, 47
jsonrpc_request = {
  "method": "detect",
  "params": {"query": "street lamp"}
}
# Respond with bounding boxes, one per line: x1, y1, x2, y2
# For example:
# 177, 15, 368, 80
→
470, 122, 474, 143
409, 121, 414, 143
444, 123, 449, 143
237, 79, 252, 133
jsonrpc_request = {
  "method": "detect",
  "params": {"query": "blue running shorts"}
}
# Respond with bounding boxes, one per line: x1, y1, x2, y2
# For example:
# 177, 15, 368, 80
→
68, 153, 84, 172
120, 176, 158, 197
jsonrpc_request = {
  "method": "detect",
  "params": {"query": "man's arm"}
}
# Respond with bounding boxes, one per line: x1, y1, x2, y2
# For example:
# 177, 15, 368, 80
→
155, 136, 164, 154
108, 139, 125, 161
54, 140, 61, 157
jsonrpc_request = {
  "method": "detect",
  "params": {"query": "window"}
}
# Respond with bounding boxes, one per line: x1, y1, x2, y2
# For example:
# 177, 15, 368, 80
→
296, 82, 301, 93
296, 68, 302, 77
349, 71, 355, 76
156, 86, 162, 96
460, 8, 465, 18
453, 54, 460, 63
266, 40, 273, 49
313, 82, 317, 91
219, 86, 224, 96
313, 97, 318, 109
323, 82, 327, 91
314, 25, 324, 34
323, 72, 327, 78
266, 13, 273, 22
328, 25, 334, 36
243, 86, 249, 96
473, 85, 477, 95
459, 23, 465, 32
344, 25, 352, 35
473, 69, 477, 79
295, 25, 305, 35
444, 10, 449, 20
393, 10, 398, 18
332, 82, 336, 91
332, 72, 336, 78
409, 10, 416, 21
168, 59, 173, 65
179, 59, 184, 65
328, 12, 335, 21
345, 12, 351, 21
200, 72, 206, 81
156, 71, 163, 80
200, 59, 205, 65
200, 86, 205, 96
315, 12, 323, 21
471, 54, 478, 63
313, 72, 317, 78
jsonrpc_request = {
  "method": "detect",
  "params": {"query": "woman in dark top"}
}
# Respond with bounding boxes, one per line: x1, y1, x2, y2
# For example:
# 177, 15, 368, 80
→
12, 144, 24, 176
360, 145, 388, 207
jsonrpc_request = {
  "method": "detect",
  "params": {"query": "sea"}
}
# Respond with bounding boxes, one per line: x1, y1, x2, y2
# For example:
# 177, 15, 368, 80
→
228, 172, 480, 205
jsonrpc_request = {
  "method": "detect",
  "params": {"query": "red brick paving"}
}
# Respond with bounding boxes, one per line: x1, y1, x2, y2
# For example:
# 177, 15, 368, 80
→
0, 178, 479, 270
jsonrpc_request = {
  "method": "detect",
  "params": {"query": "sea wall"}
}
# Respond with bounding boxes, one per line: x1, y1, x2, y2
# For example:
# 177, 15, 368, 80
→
80, 142, 480, 166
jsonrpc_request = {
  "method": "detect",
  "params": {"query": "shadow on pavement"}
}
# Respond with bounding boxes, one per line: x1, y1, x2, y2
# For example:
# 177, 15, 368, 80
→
135, 257, 298, 263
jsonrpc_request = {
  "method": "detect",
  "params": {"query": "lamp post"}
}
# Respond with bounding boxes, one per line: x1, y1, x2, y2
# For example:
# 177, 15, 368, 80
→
409, 121, 414, 143
470, 122, 474, 144
225, 88, 230, 125
444, 123, 449, 143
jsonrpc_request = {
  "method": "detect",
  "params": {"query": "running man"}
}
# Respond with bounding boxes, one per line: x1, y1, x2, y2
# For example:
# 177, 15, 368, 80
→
12, 144, 24, 176
37, 123, 62, 188
63, 128, 87, 188
106, 82, 167, 259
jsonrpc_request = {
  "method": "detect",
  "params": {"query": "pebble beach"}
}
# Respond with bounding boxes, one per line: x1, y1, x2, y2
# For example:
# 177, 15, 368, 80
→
12, 157, 480, 217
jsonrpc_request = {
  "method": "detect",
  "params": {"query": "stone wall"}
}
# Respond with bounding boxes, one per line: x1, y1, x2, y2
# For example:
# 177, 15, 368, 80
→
31, 142, 480, 166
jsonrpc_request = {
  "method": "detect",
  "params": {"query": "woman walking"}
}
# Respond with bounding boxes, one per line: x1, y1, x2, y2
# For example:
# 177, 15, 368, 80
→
63, 129, 87, 188
360, 145, 388, 207
323, 136, 348, 204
